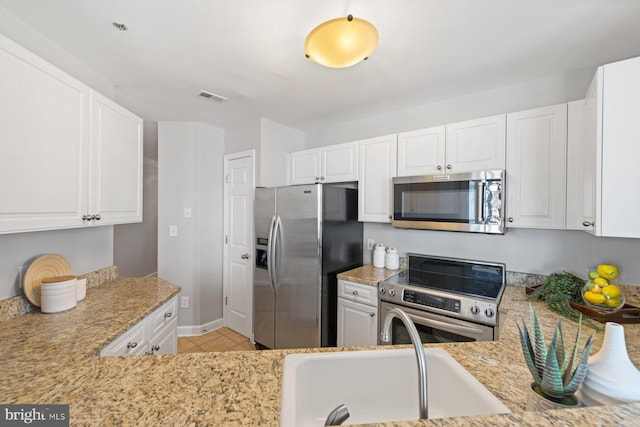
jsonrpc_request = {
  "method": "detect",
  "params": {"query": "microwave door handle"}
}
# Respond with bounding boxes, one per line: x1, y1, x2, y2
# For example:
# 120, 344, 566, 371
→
406, 313, 487, 337
476, 181, 485, 223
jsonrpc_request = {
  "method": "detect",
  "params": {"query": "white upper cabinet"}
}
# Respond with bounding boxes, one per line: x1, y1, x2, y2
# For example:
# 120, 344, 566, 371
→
397, 126, 445, 176
358, 134, 397, 222
321, 141, 359, 183
582, 57, 640, 238
0, 34, 90, 233
0, 33, 143, 234
506, 104, 567, 229
289, 141, 358, 185
289, 148, 321, 184
445, 114, 506, 173
90, 91, 143, 225
566, 100, 585, 230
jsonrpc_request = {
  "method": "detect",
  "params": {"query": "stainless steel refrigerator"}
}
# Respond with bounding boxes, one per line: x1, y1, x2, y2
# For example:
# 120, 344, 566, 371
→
253, 183, 363, 349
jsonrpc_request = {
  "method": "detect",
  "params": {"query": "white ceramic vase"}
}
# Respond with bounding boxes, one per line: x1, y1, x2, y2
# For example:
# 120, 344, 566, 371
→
577, 322, 640, 406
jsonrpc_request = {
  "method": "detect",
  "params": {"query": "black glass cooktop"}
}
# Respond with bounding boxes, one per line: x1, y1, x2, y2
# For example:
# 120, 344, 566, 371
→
406, 255, 505, 300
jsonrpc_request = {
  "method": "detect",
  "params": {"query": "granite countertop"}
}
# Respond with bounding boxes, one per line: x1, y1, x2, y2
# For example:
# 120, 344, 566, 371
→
338, 264, 405, 286
0, 276, 181, 364
2, 273, 640, 425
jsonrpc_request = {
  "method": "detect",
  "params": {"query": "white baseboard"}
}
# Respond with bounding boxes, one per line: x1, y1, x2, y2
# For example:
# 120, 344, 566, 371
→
177, 318, 225, 337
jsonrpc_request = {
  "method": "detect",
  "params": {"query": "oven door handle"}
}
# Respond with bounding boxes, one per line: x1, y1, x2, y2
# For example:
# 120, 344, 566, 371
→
406, 312, 488, 337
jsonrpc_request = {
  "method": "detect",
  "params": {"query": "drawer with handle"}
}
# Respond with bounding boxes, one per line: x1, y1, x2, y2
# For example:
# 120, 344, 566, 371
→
338, 279, 377, 306
149, 296, 177, 337
99, 321, 147, 356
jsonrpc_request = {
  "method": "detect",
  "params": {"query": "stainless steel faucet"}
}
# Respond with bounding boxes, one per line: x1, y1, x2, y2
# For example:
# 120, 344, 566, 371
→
380, 307, 429, 420
324, 403, 350, 426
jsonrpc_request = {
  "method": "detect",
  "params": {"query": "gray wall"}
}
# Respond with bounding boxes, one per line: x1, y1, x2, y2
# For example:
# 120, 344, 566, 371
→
364, 224, 640, 285
0, 227, 113, 299
113, 121, 159, 277
158, 122, 225, 328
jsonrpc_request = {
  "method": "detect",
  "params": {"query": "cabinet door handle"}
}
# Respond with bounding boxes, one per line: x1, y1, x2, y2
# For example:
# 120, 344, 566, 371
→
164, 312, 173, 319
508, 217, 514, 223
241, 253, 250, 259
370, 312, 375, 317
321, 176, 325, 180
582, 221, 593, 227
437, 165, 442, 171
352, 290, 358, 295
151, 344, 160, 352
446, 164, 452, 170
82, 215, 88, 221
315, 176, 320, 181
127, 342, 138, 349
95, 214, 101, 221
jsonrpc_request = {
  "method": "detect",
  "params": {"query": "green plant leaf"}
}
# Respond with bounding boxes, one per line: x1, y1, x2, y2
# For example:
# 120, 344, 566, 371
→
516, 317, 542, 384
532, 307, 547, 379
541, 342, 564, 399
563, 314, 582, 386
564, 333, 595, 395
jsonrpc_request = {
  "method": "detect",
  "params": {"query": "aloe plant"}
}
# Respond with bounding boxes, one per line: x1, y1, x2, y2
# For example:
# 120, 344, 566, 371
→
516, 305, 594, 402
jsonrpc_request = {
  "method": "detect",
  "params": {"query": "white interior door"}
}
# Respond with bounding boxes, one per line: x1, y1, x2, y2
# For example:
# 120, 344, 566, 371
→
223, 151, 255, 339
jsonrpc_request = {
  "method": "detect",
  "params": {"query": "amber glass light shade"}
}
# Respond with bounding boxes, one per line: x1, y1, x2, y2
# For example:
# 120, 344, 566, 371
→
304, 15, 378, 68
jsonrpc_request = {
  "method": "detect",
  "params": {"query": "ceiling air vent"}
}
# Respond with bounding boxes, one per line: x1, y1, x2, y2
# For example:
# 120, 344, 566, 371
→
196, 90, 228, 103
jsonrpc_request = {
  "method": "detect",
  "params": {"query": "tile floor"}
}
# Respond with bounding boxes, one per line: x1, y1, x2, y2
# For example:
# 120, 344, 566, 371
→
178, 327, 256, 353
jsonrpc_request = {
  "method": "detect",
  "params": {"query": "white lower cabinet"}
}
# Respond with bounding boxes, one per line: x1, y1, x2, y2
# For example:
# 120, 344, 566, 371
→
337, 280, 378, 347
100, 296, 178, 356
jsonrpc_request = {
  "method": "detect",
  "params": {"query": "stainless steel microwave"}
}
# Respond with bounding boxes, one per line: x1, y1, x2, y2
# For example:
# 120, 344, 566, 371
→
392, 169, 505, 234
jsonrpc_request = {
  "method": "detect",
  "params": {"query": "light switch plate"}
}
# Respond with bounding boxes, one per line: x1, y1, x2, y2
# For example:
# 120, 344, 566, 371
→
169, 225, 178, 237
367, 239, 375, 250
181, 296, 189, 308
184, 208, 192, 218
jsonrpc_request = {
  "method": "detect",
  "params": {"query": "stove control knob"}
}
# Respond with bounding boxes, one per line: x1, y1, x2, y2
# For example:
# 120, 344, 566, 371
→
388, 289, 396, 297
470, 305, 480, 315
379, 287, 386, 295
485, 308, 495, 318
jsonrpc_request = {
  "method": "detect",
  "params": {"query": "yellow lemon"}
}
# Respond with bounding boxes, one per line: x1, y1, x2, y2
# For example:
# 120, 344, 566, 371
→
592, 284, 602, 294
597, 264, 619, 280
584, 291, 606, 305
605, 297, 622, 308
594, 277, 608, 287
602, 285, 622, 299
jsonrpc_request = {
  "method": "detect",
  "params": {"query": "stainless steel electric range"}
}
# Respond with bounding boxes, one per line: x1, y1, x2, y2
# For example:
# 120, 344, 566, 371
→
378, 253, 506, 344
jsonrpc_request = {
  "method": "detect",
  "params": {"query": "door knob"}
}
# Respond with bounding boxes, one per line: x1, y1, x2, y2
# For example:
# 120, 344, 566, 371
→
241, 253, 250, 259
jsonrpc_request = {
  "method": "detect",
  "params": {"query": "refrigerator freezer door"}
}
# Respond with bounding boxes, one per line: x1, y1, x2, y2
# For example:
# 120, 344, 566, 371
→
275, 185, 322, 349
253, 187, 276, 349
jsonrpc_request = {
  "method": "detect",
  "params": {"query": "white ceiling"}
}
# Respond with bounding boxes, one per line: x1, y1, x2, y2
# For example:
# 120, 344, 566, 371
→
2, 0, 640, 132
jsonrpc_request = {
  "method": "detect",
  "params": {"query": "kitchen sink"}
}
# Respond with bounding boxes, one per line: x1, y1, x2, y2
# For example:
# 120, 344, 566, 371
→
280, 348, 511, 426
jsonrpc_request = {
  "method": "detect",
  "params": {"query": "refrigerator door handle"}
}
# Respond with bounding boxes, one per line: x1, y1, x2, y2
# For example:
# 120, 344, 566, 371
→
273, 215, 283, 292
267, 215, 277, 290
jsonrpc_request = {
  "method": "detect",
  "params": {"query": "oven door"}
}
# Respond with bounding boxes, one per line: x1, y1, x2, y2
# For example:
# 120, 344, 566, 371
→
378, 301, 496, 344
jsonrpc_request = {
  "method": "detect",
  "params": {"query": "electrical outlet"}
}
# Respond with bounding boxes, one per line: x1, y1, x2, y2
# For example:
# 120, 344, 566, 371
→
367, 238, 375, 250
181, 296, 189, 308
184, 207, 192, 218
169, 225, 178, 237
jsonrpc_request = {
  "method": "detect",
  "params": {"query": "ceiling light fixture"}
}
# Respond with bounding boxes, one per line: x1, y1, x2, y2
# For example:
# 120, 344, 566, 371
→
304, 14, 378, 68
